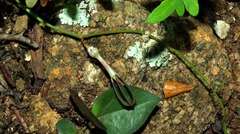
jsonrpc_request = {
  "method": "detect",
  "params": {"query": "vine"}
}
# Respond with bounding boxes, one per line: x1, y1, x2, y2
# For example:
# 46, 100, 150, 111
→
15, 0, 227, 133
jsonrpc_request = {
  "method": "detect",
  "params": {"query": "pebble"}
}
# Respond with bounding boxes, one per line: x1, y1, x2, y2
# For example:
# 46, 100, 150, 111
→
187, 107, 194, 113
83, 61, 101, 84
234, 52, 240, 60
13, 15, 28, 33
212, 66, 220, 75
213, 20, 230, 39
231, 7, 240, 17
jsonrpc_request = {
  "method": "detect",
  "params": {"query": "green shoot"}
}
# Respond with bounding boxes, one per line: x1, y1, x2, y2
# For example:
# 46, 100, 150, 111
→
147, 0, 199, 23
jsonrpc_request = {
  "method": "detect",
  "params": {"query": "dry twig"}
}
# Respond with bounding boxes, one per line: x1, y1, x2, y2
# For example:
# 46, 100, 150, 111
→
0, 32, 39, 48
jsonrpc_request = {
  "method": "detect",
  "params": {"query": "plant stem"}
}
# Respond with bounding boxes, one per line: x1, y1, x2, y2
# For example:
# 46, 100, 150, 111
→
150, 34, 227, 133
15, 0, 227, 133
169, 44, 227, 133
15, 0, 145, 39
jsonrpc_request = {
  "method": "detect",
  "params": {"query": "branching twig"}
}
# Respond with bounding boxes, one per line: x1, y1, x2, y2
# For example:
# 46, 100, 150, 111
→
0, 63, 22, 107
7, 96, 30, 133
0, 32, 39, 48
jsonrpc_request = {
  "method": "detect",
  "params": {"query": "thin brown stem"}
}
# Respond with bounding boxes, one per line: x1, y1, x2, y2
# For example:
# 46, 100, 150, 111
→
0, 32, 39, 48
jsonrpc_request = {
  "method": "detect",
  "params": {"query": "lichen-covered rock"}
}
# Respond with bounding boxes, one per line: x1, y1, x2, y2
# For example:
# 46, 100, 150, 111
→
42, 1, 233, 133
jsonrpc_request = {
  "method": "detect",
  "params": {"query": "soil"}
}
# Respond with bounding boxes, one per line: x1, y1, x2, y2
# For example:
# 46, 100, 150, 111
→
0, 0, 239, 134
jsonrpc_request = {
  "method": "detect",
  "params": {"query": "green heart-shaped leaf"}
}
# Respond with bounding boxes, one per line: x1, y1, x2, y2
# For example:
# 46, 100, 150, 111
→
56, 119, 76, 134
92, 86, 161, 134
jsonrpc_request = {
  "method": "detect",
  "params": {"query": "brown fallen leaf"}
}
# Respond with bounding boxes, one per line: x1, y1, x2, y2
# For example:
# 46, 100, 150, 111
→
40, 0, 48, 7
30, 24, 46, 94
163, 80, 194, 99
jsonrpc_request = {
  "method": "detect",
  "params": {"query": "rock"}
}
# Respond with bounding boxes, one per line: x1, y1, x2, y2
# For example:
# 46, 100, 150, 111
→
28, 95, 61, 133
13, 15, 28, 33
213, 20, 230, 39
42, 1, 233, 134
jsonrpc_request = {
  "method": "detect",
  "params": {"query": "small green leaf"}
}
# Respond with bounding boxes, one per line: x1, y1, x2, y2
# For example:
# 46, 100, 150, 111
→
147, 0, 176, 23
175, 0, 185, 16
25, 0, 38, 8
69, 89, 106, 130
183, 0, 199, 16
92, 86, 161, 134
56, 119, 76, 134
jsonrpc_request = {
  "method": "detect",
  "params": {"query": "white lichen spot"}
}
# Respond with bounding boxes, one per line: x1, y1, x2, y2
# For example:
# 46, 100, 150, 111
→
127, 41, 144, 62
127, 31, 173, 68
58, 0, 97, 27
146, 48, 173, 67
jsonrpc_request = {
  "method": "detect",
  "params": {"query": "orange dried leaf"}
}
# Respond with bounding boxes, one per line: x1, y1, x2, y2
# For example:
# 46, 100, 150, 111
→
163, 80, 194, 99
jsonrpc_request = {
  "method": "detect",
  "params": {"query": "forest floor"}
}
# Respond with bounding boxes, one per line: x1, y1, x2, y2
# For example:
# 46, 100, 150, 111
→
0, 0, 239, 133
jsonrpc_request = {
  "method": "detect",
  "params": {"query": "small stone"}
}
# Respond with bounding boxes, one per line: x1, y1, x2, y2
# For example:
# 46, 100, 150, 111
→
213, 20, 230, 39
13, 15, 28, 33
212, 66, 220, 75
234, 52, 240, 60
193, 111, 199, 116
49, 68, 62, 80
237, 77, 240, 83
231, 7, 240, 17
172, 114, 182, 124
16, 78, 25, 91
24, 53, 31, 62
179, 109, 185, 116
233, 31, 240, 42
162, 101, 169, 107
228, 2, 234, 11
13, 43, 19, 48
187, 107, 194, 113
83, 61, 101, 84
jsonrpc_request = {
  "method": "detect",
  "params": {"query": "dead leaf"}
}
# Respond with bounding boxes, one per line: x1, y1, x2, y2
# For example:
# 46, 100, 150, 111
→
30, 24, 46, 94
40, 0, 48, 7
163, 80, 194, 99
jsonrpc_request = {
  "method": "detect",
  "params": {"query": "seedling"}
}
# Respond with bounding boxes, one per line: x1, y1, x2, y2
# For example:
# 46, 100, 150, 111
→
81, 40, 136, 107
147, 0, 199, 23
15, 0, 227, 133
69, 89, 106, 130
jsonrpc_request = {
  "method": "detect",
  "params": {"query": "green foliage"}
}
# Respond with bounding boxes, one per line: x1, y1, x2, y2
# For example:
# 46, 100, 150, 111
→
25, 0, 38, 8
69, 89, 106, 130
56, 119, 76, 134
147, 0, 199, 23
175, 0, 185, 16
92, 86, 161, 134
16, 0, 227, 133
183, 0, 199, 16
